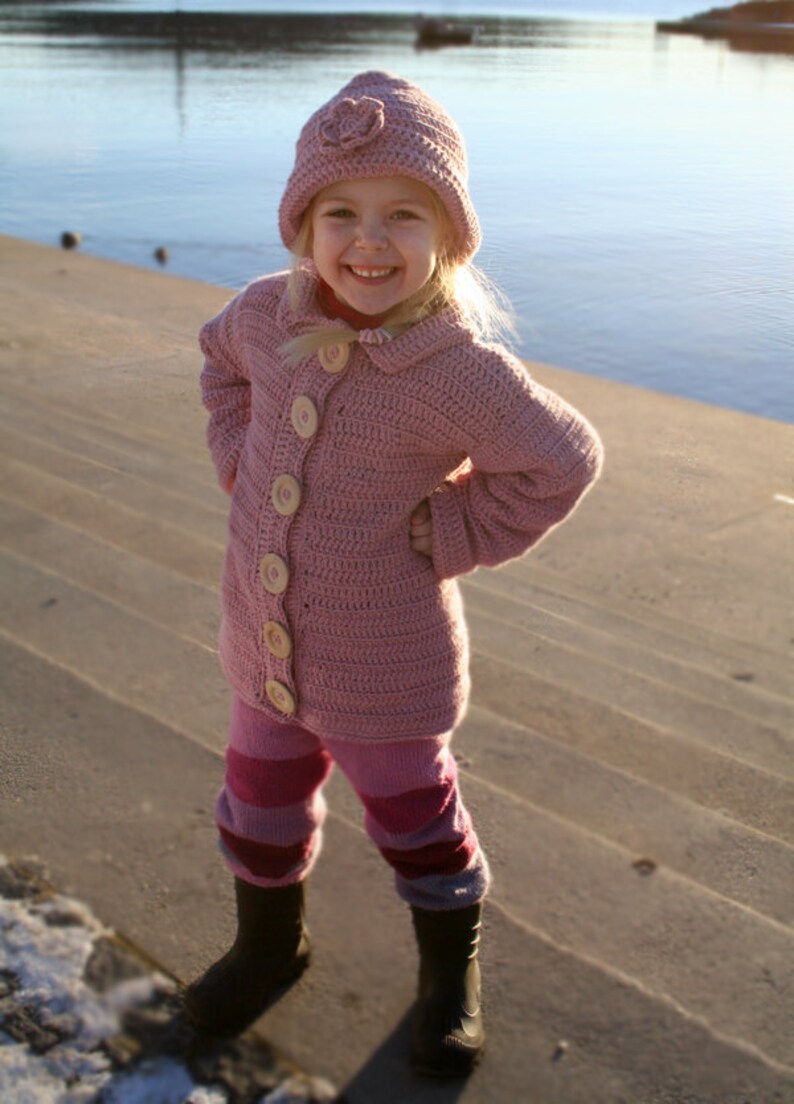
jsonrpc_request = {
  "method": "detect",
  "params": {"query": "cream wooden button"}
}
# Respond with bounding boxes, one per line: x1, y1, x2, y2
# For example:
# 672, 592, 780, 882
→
266, 679, 296, 715
263, 619, 292, 659
291, 395, 319, 439
271, 474, 301, 516
259, 553, 289, 594
318, 342, 349, 374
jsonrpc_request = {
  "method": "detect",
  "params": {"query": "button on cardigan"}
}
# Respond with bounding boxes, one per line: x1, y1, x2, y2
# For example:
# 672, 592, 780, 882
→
199, 268, 603, 741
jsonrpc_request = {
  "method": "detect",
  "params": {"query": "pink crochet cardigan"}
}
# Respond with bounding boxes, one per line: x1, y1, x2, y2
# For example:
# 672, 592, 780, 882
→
200, 269, 603, 741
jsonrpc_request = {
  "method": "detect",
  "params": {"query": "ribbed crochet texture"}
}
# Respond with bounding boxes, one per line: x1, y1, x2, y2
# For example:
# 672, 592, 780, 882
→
200, 268, 603, 741
278, 70, 481, 263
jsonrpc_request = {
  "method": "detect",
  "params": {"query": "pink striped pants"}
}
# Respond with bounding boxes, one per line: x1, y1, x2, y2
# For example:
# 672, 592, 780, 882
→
215, 696, 490, 910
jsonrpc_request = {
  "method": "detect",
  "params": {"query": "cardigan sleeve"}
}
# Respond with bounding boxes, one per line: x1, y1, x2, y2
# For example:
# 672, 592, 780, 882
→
427, 354, 603, 580
199, 293, 251, 494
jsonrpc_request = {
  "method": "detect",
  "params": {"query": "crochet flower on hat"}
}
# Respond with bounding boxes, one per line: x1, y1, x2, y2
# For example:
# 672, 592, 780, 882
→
320, 96, 385, 151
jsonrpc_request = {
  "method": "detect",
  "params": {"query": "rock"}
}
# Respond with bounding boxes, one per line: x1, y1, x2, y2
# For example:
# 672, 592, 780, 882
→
1, 1004, 65, 1054
186, 1035, 284, 1102
0, 863, 39, 900
60, 231, 82, 249
552, 1039, 570, 1061
117, 992, 194, 1058
102, 1031, 144, 1068
83, 936, 149, 993
39, 902, 90, 927
0, 968, 20, 999
632, 857, 658, 876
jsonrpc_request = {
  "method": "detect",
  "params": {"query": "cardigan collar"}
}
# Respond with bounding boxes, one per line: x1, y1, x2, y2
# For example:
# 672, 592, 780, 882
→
276, 264, 475, 375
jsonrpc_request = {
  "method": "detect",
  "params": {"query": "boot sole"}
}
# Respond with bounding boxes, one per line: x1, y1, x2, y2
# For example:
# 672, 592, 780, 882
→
411, 1040, 484, 1079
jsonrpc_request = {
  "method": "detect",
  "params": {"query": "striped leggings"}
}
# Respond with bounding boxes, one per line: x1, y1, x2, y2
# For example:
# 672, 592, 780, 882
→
215, 696, 490, 910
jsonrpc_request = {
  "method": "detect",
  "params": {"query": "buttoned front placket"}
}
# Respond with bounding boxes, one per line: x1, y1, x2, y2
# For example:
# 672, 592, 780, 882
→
256, 339, 353, 717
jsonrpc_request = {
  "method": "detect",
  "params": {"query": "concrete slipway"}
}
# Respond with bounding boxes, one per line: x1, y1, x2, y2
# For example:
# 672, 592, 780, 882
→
1, 235, 792, 1103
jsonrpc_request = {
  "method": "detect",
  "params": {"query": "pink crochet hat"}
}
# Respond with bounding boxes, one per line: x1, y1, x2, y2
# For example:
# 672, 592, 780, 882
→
278, 70, 481, 263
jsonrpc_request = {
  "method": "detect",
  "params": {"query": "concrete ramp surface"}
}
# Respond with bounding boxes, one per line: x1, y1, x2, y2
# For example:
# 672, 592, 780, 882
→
1, 236, 792, 1103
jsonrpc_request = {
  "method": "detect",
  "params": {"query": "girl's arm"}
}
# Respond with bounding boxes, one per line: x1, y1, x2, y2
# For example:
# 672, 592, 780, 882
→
427, 366, 603, 580
199, 296, 251, 494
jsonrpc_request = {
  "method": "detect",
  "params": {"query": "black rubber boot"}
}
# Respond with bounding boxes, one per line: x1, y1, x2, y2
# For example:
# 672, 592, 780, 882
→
183, 878, 310, 1037
410, 902, 485, 1077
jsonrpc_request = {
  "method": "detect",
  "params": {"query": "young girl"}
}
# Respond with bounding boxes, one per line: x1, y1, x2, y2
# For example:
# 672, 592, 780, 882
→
184, 70, 603, 1077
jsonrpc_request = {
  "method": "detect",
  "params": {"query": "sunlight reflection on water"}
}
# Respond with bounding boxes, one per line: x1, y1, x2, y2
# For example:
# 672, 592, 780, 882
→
1, 4, 792, 419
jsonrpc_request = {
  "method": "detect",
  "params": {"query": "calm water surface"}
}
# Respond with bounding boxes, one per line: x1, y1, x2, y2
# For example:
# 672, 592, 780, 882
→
1, 1, 792, 420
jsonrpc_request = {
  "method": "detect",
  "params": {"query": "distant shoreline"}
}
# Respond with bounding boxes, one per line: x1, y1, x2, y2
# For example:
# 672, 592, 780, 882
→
657, 1, 794, 41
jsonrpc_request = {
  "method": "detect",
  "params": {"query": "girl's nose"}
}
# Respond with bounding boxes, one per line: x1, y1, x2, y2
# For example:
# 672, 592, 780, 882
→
355, 216, 388, 250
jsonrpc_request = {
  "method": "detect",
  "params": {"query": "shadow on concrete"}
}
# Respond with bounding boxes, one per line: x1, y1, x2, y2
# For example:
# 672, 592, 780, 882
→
338, 1008, 472, 1104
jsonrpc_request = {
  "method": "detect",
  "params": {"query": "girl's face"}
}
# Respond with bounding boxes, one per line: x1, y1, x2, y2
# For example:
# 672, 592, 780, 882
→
310, 175, 440, 317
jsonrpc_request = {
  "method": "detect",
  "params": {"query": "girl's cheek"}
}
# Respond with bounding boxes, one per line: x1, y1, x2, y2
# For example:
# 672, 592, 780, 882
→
324, 225, 351, 245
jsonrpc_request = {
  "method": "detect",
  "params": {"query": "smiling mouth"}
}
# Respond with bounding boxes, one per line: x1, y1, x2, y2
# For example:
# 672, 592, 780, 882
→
348, 266, 396, 279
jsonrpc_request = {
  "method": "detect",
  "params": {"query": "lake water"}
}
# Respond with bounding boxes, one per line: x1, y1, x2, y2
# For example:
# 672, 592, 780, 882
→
1, 1, 792, 421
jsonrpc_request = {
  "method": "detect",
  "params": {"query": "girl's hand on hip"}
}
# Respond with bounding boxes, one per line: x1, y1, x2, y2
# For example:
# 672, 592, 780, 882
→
410, 499, 433, 556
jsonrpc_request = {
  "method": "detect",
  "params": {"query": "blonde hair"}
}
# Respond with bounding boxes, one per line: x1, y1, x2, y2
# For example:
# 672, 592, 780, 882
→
282, 186, 514, 363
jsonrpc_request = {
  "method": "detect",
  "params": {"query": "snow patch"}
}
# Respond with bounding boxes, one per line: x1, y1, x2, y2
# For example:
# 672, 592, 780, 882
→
0, 857, 334, 1104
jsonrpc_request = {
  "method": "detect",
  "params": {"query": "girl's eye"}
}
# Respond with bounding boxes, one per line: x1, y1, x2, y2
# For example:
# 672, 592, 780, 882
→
392, 209, 419, 221
324, 208, 354, 219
